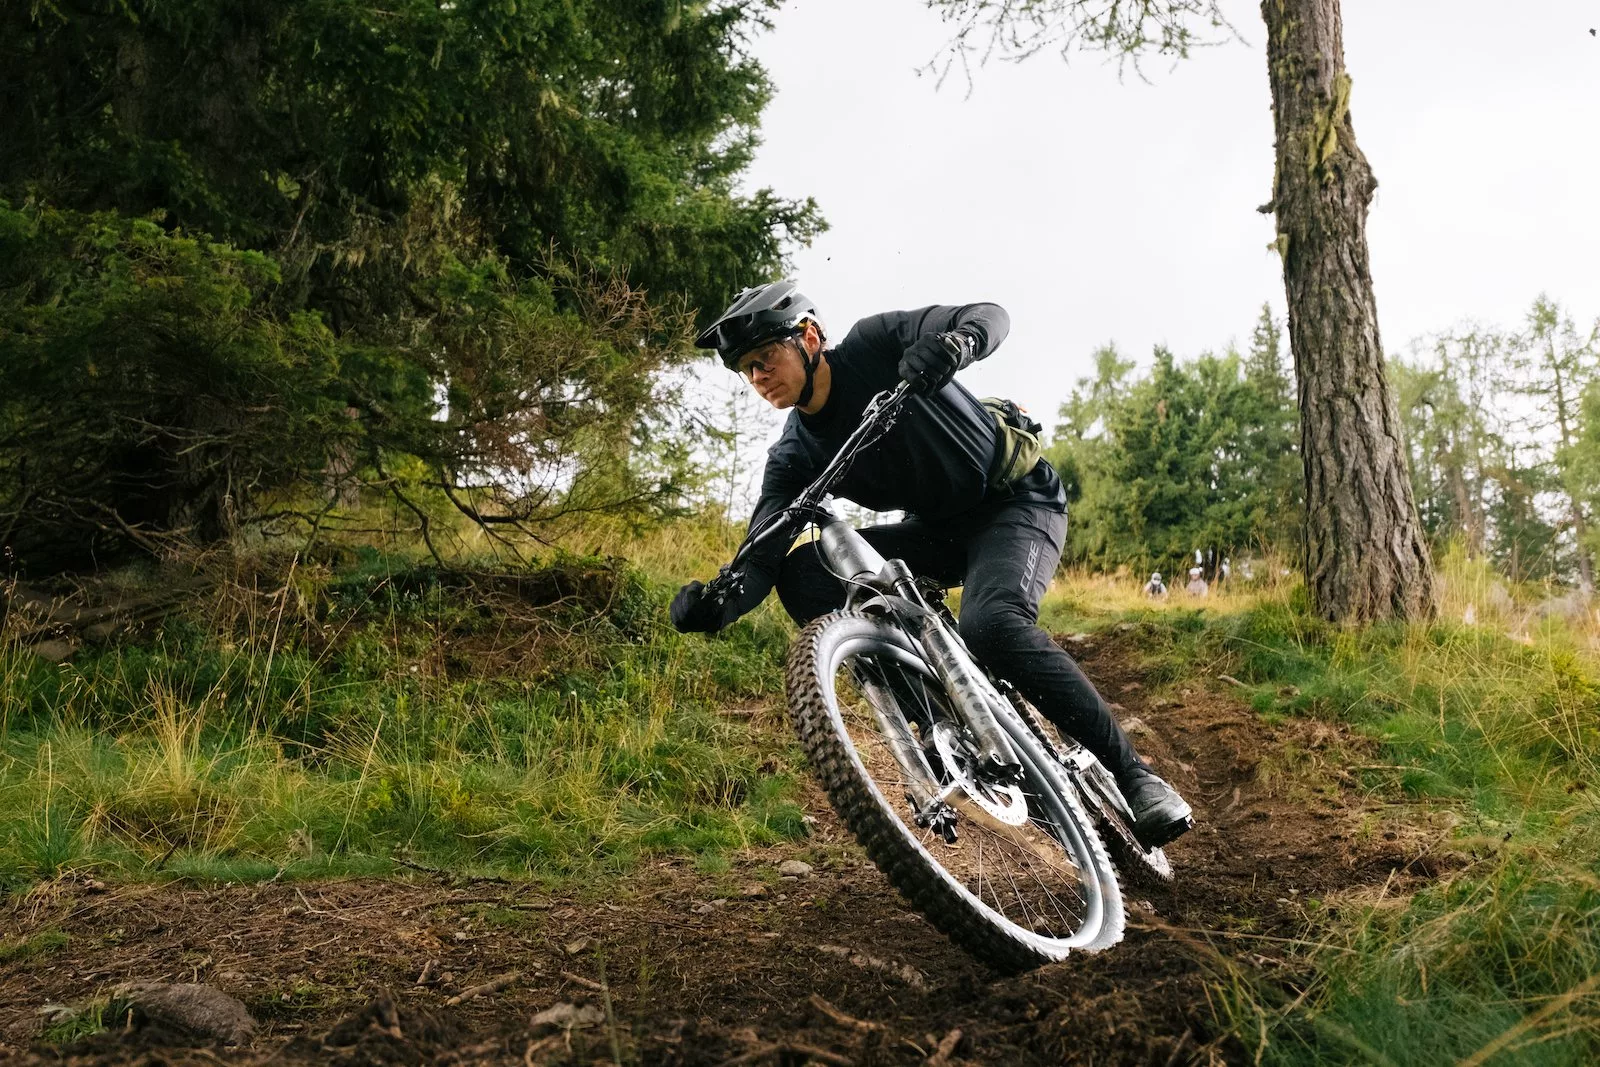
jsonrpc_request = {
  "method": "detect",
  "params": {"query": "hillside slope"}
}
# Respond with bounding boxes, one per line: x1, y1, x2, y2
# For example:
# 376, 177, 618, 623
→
3, 634, 1431, 1065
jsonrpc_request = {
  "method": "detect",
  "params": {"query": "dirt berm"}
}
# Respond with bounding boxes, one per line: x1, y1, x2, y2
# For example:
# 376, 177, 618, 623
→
1, 635, 1444, 1065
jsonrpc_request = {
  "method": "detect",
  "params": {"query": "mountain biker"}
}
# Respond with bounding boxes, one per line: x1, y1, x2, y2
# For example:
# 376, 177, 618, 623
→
1143, 571, 1168, 598
670, 280, 1193, 848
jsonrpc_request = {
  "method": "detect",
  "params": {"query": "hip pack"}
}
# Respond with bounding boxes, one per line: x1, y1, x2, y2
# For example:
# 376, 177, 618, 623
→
980, 397, 1045, 491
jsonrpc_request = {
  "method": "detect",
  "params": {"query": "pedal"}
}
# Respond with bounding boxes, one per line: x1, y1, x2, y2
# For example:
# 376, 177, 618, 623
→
1134, 812, 1194, 850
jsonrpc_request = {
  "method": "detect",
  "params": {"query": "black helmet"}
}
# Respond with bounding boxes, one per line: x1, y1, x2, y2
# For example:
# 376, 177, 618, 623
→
696, 280, 823, 370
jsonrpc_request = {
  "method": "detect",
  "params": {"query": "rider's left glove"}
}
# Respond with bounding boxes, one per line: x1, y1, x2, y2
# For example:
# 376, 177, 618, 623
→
899, 331, 975, 394
670, 580, 728, 633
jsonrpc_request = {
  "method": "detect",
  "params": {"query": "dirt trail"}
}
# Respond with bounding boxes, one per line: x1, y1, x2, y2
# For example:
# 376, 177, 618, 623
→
1, 633, 1441, 1065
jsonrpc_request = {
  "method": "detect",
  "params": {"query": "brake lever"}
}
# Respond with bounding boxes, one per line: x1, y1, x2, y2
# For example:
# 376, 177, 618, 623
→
704, 563, 745, 606
701, 383, 909, 612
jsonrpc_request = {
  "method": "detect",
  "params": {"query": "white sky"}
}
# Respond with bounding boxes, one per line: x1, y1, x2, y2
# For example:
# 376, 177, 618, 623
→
733, 0, 1600, 427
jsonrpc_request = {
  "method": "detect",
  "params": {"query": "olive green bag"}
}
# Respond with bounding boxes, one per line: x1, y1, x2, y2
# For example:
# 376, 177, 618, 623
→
980, 397, 1045, 491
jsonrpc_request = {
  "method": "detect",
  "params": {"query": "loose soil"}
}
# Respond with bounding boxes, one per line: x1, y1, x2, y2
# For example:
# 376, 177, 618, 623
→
1, 634, 1450, 1066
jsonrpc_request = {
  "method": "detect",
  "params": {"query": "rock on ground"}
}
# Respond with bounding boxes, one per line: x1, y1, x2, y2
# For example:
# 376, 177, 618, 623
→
115, 982, 255, 1046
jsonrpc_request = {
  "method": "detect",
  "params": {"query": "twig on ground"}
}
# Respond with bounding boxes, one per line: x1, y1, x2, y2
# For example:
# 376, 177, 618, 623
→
446, 970, 521, 1005
807, 993, 881, 1033
390, 854, 513, 884
925, 1028, 963, 1066
1163, 1028, 1194, 1067
1217, 674, 1246, 688
392, 855, 450, 877
559, 970, 606, 992
817, 944, 930, 991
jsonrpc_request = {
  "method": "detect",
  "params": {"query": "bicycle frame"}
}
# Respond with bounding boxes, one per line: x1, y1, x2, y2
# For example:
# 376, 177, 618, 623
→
705, 382, 1025, 783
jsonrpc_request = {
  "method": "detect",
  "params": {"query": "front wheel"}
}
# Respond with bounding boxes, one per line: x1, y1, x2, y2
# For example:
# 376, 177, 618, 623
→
786, 611, 1124, 972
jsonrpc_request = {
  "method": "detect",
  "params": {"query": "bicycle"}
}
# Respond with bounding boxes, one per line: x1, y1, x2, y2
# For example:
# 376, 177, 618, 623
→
701, 381, 1176, 972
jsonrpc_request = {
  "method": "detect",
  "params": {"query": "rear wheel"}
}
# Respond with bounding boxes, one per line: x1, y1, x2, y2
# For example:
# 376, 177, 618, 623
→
786, 611, 1124, 972
1008, 690, 1175, 888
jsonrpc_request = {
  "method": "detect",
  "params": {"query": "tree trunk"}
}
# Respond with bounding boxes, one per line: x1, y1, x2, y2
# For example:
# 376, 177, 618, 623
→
1261, 0, 1436, 622
1547, 360, 1595, 593
1446, 435, 1482, 556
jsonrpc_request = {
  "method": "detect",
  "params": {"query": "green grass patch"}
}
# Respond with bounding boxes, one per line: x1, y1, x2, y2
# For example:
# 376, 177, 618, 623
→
1043, 576, 1600, 1065
37, 994, 133, 1046
1, 551, 803, 891
0, 928, 69, 964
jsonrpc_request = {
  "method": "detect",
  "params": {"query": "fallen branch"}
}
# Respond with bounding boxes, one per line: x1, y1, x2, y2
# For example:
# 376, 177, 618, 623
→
925, 1028, 963, 1067
1217, 674, 1246, 688
816, 944, 930, 991
559, 970, 606, 992
807, 993, 881, 1033
446, 971, 521, 1005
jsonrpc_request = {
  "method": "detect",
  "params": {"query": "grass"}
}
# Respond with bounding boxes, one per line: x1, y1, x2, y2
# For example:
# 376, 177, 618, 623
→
1040, 552, 1600, 1065
1, 535, 805, 890
38, 994, 134, 1045
0, 928, 69, 964
13, 514, 1600, 1061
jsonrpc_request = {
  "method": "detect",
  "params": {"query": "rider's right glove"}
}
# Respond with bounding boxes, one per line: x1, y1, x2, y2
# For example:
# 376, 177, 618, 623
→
898, 330, 975, 395
670, 580, 728, 633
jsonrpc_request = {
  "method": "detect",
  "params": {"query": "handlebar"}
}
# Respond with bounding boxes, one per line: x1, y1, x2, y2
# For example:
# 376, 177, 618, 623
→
704, 380, 915, 606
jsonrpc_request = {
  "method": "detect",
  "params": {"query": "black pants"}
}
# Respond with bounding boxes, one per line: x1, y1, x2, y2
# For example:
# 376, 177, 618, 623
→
775, 501, 1144, 777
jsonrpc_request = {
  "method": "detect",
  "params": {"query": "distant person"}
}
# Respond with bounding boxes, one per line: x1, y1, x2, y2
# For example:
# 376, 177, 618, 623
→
1143, 571, 1168, 598
669, 280, 1192, 847
1185, 567, 1209, 597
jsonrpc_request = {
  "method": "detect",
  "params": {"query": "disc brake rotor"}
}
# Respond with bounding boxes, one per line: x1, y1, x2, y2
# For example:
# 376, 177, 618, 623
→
931, 721, 1029, 828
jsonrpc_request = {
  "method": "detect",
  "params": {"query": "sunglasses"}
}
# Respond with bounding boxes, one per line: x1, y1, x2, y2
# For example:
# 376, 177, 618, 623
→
736, 341, 797, 380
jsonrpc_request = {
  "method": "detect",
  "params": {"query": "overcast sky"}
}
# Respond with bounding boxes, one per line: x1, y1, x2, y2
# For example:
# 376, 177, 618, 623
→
730, 0, 1600, 427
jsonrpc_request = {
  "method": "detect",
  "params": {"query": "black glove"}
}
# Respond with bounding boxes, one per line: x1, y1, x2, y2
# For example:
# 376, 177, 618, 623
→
898, 330, 975, 394
670, 580, 726, 633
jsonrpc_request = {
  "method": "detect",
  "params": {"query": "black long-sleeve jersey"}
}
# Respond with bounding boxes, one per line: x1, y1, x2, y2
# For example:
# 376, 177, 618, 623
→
721, 303, 1065, 623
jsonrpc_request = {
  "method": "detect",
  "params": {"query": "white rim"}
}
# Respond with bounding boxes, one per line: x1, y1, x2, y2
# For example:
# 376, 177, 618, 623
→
817, 621, 1116, 955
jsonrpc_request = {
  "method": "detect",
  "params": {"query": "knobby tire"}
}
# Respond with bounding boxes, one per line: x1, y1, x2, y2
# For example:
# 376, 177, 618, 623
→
1010, 690, 1175, 888
786, 611, 1125, 973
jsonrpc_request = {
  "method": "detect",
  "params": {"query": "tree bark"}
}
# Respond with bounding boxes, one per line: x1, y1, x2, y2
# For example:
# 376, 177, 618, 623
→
1261, 0, 1435, 622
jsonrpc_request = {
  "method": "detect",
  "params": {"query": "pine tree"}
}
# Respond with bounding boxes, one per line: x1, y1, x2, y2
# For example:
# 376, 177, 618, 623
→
1512, 297, 1599, 591
1241, 305, 1301, 557
1049, 327, 1303, 579
0, 0, 822, 569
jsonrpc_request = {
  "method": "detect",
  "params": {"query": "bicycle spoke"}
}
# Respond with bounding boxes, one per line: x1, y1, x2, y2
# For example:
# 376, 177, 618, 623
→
833, 649, 1093, 942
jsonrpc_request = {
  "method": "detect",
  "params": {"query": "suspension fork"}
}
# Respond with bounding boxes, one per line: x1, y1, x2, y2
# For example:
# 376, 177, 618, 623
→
849, 659, 941, 810
878, 559, 1022, 782
817, 511, 1023, 782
